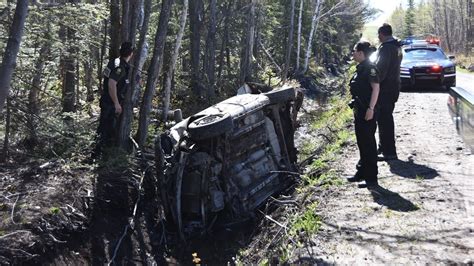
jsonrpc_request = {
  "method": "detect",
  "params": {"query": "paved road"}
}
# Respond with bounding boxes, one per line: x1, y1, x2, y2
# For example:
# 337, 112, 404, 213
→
456, 72, 474, 94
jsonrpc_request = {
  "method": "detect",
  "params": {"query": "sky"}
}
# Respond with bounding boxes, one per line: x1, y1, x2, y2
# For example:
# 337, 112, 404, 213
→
365, 0, 408, 26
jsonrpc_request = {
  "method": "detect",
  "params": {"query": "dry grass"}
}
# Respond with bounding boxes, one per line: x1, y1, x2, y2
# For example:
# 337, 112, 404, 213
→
455, 53, 474, 70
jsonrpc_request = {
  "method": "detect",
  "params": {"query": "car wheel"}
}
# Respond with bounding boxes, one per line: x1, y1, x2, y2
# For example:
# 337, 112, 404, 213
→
187, 113, 233, 140
264, 87, 296, 104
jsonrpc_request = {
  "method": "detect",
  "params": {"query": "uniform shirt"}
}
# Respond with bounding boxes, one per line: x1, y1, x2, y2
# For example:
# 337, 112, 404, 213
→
350, 59, 380, 108
101, 57, 130, 105
376, 38, 402, 104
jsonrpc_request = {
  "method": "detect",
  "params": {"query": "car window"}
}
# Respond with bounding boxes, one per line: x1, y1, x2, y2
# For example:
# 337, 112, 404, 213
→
403, 48, 447, 60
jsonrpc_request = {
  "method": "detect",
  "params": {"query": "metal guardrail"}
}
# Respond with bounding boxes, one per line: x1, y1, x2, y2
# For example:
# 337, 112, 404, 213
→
448, 87, 474, 151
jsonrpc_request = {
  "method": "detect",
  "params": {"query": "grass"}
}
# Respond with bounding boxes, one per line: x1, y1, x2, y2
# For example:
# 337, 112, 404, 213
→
49, 207, 61, 215
237, 76, 357, 264
455, 53, 474, 69
290, 202, 322, 236
277, 92, 354, 262
415, 174, 425, 181
301, 93, 354, 187
457, 67, 472, 74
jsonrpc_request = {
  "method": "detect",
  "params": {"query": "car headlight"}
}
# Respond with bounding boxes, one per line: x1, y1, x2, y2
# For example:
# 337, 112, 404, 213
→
444, 66, 455, 73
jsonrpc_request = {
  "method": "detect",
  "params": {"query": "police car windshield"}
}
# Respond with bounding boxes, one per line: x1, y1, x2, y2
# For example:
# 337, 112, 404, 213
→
403, 48, 447, 61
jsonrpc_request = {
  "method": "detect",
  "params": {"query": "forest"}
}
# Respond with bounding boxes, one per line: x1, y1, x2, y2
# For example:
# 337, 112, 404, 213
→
388, 0, 472, 62
0, 0, 372, 159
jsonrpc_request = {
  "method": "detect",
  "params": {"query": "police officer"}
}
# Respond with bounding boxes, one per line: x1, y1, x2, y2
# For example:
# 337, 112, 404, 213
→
347, 41, 380, 189
95, 42, 134, 155
375, 23, 402, 161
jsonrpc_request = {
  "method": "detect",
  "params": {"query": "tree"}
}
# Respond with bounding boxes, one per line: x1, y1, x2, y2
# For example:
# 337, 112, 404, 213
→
109, 0, 121, 58
189, 0, 204, 96
162, 0, 188, 123
204, 0, 217, 100
295, 0, 303, 71
303, 0, 323, 74
403, 0, 415, 38
282, 0, 295, 83
136, 0, 174, 148
117, 0, 150, 149
60, 22, 77, 113
0, 0, 28, 113
239, 0, 257, 84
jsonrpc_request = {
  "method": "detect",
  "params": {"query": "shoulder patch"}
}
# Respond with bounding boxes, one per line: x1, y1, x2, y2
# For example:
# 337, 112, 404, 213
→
114, 58, 120, 68
103, 67, 111, 78
370, 68, 377, 76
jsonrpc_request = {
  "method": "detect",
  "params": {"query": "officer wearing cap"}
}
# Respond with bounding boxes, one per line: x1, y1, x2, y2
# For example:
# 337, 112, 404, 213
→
347, 41, 380, 189
95, 42, 134, 154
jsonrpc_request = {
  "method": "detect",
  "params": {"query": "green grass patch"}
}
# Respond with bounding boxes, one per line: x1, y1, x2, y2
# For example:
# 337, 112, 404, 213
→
457, 68, 473, 74
415, 174, 425, 181
49, 207, 61, 215
290, 202, 322, 236
301, 93, 353, 186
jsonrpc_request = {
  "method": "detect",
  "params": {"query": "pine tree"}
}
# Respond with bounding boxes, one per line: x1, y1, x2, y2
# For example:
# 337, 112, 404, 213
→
403, 0, 415, 38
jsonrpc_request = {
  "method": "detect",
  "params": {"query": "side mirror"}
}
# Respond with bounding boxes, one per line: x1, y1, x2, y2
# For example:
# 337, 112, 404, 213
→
449, 55, 455, 60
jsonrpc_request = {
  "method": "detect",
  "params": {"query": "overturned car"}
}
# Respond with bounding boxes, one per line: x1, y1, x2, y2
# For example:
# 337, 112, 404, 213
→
155, 86, 300, 238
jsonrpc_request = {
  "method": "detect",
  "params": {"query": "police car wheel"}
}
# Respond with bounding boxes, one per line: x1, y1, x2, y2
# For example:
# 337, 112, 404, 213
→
187, 113, 233, 140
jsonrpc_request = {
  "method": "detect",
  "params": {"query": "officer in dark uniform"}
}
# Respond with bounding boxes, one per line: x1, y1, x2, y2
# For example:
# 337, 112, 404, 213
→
375, 23, 402, 161
347, 41, 380, 188
95, 42, 134, 155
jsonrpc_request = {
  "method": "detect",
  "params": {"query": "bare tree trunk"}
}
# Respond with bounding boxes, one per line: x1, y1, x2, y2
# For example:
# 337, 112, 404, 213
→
26, 42, 50, 147
136, 0, 174, 148
110, 0, 121, 59
98, 19, 107, 95
84, 58, 94, 102
258, 38, 282, 73
128, 0, 143, 45
162, 0, 188, 123
433, 0, 442, 38
467, 0, 473, 55
0, 0, 28, 113
61, 25, 77, 113
239, 0, 256, 84
117, 0, 151, 149
1, 98, 11, 162
121, 0, 130, 42
217, 1, 231, 83
189, 0, 204, 96
296, 0, 303, 72
303, 0, 323, 74
282, 0, 295, 83
442, 0, 452, 51
204, 0, 216, 100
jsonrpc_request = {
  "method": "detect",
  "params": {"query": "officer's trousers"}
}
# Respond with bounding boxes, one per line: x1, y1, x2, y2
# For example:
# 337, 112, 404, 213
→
354, 111, 378, 182
377, 102, 397, 156
94, 101, 118, 156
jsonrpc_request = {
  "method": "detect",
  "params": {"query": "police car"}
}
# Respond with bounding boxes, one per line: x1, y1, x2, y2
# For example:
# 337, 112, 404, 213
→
400, 39, 456, 90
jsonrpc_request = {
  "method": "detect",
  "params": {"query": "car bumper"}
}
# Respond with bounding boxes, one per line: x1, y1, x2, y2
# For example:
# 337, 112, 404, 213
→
400, 72, 456, 87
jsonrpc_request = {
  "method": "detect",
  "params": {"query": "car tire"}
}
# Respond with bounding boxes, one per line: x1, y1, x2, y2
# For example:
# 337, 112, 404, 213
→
264, 87, 296, 104
187, 113, 233, 140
